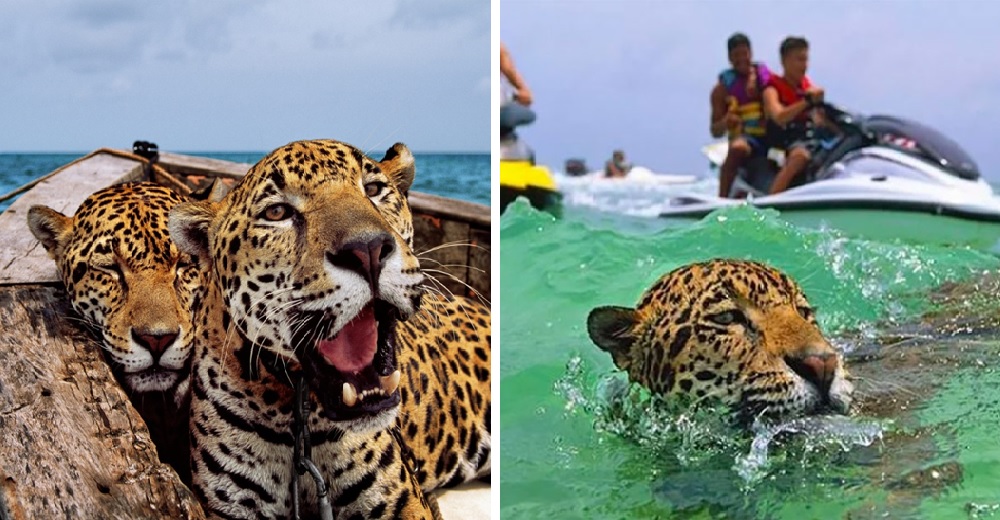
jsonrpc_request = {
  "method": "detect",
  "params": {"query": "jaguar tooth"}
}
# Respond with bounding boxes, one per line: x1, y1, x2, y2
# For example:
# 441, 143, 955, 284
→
342, 382, 358, 407
380, 370, 401, 394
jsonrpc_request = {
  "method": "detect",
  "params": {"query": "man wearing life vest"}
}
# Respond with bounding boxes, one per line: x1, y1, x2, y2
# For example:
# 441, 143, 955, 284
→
762, 36, 829, 194
710, 33, 772, 198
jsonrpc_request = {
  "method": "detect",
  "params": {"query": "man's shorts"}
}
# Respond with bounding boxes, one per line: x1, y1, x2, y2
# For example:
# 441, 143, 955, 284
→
736, 135, 769, 157
787, 128, 840, 157
787, 137, 821, 156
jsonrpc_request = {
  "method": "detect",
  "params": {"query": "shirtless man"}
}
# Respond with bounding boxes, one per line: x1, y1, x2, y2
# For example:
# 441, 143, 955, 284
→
500, 42, 536, 140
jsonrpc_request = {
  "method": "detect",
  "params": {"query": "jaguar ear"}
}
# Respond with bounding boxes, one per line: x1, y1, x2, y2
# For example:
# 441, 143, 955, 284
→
587, 306, 639, 370
169, 200, 217, 260
380, 142, 415, 195
27, 205, 73, 258
189, 178, 231, 203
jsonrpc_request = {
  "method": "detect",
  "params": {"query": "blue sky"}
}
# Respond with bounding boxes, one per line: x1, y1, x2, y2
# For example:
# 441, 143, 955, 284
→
501, 0, 1000, 179
0, 0, 489, 152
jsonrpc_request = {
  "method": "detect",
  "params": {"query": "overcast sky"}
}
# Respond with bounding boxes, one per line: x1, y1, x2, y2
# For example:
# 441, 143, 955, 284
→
0, 0, 489, 153
502, 0, 1000, 179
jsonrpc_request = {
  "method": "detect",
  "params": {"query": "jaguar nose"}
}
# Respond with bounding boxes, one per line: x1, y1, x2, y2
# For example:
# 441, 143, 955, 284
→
133, 329, 179, 363
326, 233, 394, 292
784, 352, 838, 393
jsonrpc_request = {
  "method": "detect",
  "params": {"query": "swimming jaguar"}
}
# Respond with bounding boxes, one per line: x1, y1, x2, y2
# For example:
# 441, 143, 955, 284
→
588, 258, 853, 422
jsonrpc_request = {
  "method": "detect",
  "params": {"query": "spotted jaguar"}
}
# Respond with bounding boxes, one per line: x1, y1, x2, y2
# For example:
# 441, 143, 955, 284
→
169, 139, 490, 519
27, 182, 204, 481
588, 259, 853, 422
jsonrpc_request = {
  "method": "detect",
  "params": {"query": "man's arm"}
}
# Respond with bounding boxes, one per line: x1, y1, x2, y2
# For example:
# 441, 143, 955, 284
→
709, 82, 729, 138
762, 86, 811, 127
500, 43, 532, 106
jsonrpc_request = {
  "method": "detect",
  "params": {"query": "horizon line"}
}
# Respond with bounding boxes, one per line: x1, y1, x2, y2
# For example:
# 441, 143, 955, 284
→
0, 149, 491, 155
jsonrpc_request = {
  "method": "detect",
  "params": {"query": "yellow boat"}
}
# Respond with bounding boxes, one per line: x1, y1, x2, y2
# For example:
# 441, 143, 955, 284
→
500, 159, 561, 215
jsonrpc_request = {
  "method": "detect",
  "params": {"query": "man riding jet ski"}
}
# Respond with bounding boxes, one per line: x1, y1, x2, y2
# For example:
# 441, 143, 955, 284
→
726, 103, 983, 198
663, 30, 996, 221
499, 42, 561, 215
661, 100, 997, 221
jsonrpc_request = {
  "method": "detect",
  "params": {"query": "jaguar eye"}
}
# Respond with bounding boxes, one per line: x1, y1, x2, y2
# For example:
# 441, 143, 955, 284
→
364, 181, 387, 198
94, 263, 124, 281
261, 203, 293, 221
708, 309, 744, 326
797, 306, 814, 320
176, 254, 198, 270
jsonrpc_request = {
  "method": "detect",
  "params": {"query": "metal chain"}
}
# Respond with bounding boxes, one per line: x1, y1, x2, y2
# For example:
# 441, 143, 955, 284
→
291, 377, 335, 520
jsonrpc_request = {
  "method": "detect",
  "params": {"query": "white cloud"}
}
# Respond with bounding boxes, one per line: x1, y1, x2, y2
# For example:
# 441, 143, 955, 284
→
0, 0, 488, 152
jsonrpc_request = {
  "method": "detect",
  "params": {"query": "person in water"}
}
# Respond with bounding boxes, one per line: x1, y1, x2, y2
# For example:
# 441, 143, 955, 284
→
709, 33, 772, 198
500, 42, 536, 141
605, 150, 632, 178
762, 36, 829, 195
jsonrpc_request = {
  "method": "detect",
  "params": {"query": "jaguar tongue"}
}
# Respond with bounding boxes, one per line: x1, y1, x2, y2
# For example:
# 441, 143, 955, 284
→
317, 305, 377, 374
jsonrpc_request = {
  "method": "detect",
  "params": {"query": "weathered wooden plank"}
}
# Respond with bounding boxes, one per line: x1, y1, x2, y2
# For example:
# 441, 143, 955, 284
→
0, 154, 146, 286
157, 152, 251, 178
412, 214, 465, 298
0, 285, 204, 519
467, 227, 491, 301
409, 191, 490, 229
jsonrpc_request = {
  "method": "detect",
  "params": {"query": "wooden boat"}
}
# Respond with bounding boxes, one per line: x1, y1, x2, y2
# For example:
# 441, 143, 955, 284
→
0, 146, 491, 519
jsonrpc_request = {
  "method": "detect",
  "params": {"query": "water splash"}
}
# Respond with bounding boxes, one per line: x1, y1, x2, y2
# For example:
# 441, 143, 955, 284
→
968, 503, 1000, 519
556, 355, 888, 487
553, 171, 716, 218
735, 414, 886, 485
555, 356, 736, 464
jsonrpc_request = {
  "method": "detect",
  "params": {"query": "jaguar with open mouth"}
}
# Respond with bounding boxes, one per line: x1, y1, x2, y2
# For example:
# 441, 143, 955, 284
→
170, 140, 446, 519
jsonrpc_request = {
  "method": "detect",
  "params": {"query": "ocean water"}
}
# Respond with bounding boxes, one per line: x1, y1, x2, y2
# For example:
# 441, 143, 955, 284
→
500, 188, 1000, 519
0, 151, 489, 212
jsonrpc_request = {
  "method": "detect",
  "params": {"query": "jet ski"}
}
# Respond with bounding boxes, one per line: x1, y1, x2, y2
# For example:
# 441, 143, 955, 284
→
500, 134, 562, 216
660, 103, 1000, 222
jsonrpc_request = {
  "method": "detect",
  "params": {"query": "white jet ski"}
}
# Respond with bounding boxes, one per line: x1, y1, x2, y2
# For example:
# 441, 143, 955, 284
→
661, 104, 1000, 222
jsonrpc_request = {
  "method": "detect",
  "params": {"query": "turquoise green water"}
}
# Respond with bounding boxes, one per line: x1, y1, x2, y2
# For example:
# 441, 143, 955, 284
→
499, 200, 1000, 519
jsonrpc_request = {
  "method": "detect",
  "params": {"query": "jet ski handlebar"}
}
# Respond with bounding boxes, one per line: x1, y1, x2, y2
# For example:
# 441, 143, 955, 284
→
816, 102, 876, 141
817, 102, 855, 126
